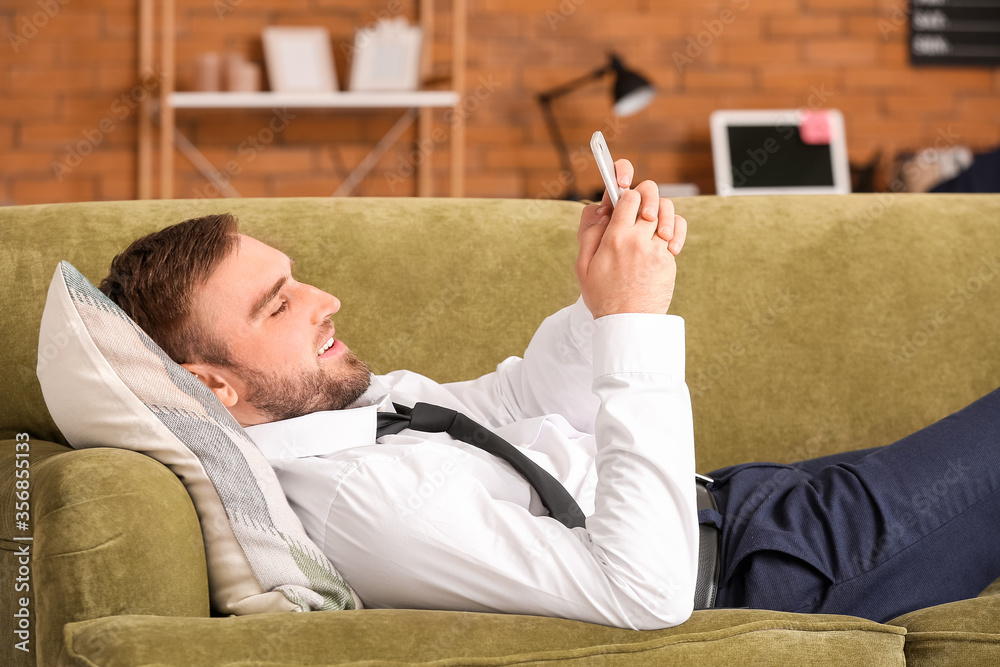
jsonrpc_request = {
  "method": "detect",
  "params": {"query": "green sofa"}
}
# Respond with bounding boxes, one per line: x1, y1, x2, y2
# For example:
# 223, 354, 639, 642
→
3, 195, 1000, 666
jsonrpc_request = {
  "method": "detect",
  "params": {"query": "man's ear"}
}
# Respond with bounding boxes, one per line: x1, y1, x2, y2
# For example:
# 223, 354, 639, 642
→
181, 362, 239, 408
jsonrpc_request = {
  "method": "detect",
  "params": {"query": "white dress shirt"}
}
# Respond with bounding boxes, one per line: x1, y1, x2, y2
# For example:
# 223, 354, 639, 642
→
246, 296, 698, 630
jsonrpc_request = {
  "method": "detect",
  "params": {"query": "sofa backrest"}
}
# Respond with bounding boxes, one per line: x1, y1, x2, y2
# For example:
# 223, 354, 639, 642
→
2, 195, 999, 471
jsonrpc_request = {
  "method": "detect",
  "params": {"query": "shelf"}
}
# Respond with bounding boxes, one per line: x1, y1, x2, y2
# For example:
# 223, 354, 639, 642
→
142, 0, 467, 198
169, 90, 461, 110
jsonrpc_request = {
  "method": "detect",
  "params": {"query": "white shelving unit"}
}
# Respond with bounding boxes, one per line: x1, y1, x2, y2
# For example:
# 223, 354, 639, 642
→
168, 91, 461, 110
137, 0, 467, 199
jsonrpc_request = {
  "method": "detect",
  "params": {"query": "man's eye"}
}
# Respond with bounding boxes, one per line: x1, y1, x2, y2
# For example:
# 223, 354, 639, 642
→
271, 301, 287, 316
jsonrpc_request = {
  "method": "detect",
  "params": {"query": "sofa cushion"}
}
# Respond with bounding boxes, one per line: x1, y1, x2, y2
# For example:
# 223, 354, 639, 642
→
889, 594, 1000, 666
64, 608, 906, 666
35, 261, 361, 615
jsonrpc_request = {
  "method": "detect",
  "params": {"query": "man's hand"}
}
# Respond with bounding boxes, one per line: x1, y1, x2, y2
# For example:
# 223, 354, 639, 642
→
576, 159, 688, 319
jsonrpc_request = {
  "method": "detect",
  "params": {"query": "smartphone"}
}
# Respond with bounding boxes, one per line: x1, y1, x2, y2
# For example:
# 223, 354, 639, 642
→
590, 130, 623, 207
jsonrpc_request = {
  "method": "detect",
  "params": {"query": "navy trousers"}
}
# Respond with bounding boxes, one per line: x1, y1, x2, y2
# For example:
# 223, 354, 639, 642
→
707, 385, 1000, 623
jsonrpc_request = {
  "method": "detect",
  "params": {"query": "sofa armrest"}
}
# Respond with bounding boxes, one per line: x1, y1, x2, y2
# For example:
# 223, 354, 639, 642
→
29, 446, 210, 666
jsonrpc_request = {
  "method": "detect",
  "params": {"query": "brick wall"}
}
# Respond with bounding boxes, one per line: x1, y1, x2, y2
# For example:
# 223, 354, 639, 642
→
2, 0, 999, 204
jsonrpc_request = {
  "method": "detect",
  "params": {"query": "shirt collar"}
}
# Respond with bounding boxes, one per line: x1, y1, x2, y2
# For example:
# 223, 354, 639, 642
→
245, 373, 395, 460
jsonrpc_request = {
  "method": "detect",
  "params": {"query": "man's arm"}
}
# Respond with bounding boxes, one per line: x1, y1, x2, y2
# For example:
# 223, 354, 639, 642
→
439, 161, 688, 434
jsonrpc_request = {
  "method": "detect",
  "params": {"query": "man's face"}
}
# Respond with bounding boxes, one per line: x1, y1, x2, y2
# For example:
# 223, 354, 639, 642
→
186, 234, 372, 425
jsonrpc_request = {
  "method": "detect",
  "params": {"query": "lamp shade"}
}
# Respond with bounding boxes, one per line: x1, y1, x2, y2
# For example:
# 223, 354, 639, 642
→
610, 55, 655, 117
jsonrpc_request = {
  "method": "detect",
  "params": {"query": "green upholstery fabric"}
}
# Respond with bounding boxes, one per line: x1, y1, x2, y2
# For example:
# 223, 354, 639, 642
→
63, 609, 905, 666
2, 195, 1000, 665
889, 595, 1000, 666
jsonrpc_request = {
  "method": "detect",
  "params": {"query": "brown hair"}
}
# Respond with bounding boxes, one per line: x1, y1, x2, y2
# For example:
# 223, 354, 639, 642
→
100, 213, 240, 365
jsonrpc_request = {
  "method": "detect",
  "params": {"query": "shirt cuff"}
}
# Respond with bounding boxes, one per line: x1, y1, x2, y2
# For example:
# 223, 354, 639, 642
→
591, 313, 685, 381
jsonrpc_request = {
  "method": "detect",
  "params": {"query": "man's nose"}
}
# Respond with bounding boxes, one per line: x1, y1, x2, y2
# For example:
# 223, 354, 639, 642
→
311, 286, 340, 322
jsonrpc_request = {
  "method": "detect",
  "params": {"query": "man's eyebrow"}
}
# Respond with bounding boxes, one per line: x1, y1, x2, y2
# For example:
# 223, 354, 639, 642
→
247, 256, 295, 322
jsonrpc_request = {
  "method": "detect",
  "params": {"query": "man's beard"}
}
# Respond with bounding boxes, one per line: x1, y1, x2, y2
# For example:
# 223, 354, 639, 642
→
236, 349, 373, 423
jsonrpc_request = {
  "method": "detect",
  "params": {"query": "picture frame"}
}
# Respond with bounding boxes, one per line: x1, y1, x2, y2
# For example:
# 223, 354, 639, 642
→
262, 27, 338, 93
348, 18, 422, 92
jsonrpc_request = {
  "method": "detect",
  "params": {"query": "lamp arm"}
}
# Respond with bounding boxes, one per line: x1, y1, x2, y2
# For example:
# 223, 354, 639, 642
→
538, 95, 578, 197
537, 64, 612, 103
535, 62, 614, 200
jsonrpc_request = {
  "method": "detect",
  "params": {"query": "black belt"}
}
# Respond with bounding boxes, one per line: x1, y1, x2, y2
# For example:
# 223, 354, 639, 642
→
694, 474, 721, 609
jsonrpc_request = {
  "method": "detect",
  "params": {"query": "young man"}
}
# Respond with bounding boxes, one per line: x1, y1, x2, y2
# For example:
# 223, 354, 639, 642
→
101, 160, 1000, 630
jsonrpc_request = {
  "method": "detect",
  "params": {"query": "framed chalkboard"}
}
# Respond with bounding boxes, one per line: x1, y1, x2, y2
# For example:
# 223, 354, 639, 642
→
909, 0, 1000, 66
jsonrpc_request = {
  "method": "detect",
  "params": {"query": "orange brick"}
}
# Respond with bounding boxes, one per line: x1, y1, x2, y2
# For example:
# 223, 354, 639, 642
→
767, 15, 843, 38
100, 8, 136, 39
884, 94, 964, 117
843, 67, 918, 90
0, 95, 60, 121
805, 0, 876, 9
7, 39, 59, 64
876, 41, 909, 66
467, 13, 522, 39
734, 0, 799, 11
684, 13, 763, 40
465, 126, 523, 145
59, 149, 136, 177
806, 40, 878, 65
240, 147, 317, 174
916, 69, 995, 93
8, 10, 101, 38
483, 145, 560, 170
464, 171, 522, 198
97, 174, 138, 201
719, 41, 800, 66
682, 68, 755, 91
12, 176, 96, 204
20, 122, 76, 149
6, 151, 63, 174
955, 97, 1000, 122
760, 67, 842, 92
947, 122, 1000, 147
10, 65, 99, 93
58, 38, 134, 63
271, 175, 340, 197
361, 171, 419, 196
845, 114, 923, 146
847, 14, 904, 41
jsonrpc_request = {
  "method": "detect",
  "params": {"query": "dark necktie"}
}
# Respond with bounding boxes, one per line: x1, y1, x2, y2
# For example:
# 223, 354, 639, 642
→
376, 402, 586, 529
